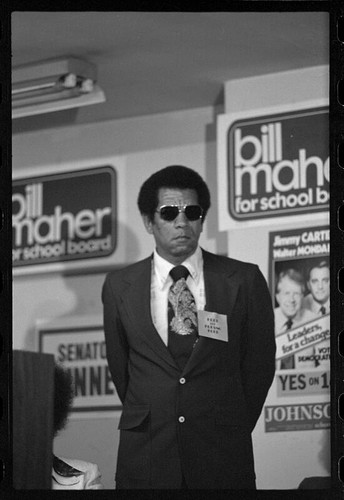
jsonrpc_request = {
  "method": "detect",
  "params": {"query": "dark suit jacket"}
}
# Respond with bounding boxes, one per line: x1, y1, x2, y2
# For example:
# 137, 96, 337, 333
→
298, 476, 331, 489
102, 249, 276, 489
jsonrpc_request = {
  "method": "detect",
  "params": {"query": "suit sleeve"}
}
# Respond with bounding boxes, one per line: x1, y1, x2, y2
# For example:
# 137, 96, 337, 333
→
102, 274, 129, 403
240, 265, 276, 432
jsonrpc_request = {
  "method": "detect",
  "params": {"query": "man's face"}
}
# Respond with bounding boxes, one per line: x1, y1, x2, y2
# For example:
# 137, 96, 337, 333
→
142, 187, 203, 265
276, 276, 303, 319
307, 267, 330, 304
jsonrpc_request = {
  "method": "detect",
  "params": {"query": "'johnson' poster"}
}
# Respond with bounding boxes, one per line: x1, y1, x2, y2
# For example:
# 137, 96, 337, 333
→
265, 225, 330, 432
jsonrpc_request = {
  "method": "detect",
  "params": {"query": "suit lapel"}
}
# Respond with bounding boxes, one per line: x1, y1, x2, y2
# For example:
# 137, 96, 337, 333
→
121, 257, 179, 370
120, 251, 241, 374
183, 250, 240, 373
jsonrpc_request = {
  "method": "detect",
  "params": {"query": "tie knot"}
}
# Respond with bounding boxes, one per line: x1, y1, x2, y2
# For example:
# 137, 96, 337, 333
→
320, 306, 326, 315
170, 265, 189, 282
285, 318, 293, 330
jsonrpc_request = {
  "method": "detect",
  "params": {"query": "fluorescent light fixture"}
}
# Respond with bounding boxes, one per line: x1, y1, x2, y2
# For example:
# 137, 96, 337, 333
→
12, 57, 106, 119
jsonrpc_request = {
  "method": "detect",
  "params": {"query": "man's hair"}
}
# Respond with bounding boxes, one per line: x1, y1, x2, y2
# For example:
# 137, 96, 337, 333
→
306, 259, 329, 280
137, 165, 211, 222
53, 363, 74, 436
275, 268, 305, 294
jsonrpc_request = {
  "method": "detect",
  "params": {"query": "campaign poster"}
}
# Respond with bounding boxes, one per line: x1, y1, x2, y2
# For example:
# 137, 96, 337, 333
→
266, 225, 330, 432
38, 317, 122, 416
217, 102, 329, 230
12, 165, 117, 274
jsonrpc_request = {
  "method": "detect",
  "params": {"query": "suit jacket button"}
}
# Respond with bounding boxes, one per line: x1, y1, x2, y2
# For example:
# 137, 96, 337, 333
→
179, 377, 186, 384
178, 416, 185, 423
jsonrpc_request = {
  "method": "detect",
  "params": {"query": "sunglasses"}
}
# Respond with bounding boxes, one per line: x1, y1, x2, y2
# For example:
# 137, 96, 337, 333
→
156, 204, 204, 221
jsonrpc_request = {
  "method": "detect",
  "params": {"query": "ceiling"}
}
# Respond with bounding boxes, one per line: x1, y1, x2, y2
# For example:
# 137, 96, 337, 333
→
11, 11, 329, 133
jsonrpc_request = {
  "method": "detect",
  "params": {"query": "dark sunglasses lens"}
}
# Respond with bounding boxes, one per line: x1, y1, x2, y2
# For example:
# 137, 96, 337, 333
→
185, 205, 202, 220
160, 206, 179, 220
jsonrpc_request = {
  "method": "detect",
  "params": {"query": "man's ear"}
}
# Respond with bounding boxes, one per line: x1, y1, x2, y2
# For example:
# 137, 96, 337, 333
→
142, 214, 154, 234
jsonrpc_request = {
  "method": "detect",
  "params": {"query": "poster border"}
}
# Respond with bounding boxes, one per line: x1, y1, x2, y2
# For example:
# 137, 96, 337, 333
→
36, 316, 123, 416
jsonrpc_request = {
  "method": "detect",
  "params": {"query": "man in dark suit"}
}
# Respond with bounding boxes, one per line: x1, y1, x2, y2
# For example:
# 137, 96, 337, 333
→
102, 165, 275, 489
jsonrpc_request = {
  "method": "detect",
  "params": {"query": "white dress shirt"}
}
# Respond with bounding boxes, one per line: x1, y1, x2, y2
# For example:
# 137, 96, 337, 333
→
150, 246, 206, 346
303, 294, 330, 316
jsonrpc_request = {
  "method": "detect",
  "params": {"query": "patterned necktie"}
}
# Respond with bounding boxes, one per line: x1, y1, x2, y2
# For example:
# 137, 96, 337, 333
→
167, 265, 198, 369
280, 318, 295, 369
285, 318, 293, 330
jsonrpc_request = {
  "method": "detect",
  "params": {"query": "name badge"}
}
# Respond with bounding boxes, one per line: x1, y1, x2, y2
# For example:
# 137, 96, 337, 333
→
197, 310, 228, 342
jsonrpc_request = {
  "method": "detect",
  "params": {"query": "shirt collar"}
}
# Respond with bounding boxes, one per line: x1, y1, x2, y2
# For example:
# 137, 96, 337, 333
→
153, 246, 203, 289
319, 299, 330, 313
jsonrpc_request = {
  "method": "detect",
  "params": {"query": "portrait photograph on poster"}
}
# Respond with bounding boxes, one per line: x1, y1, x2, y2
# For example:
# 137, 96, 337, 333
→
270, 226, 330, 372
266, 226, 330, 434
